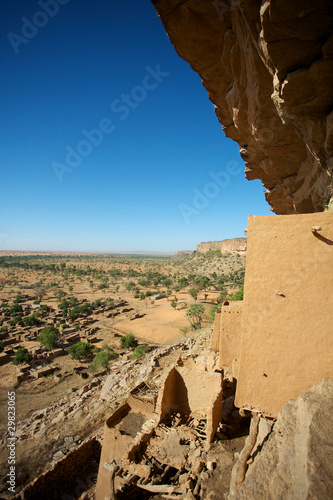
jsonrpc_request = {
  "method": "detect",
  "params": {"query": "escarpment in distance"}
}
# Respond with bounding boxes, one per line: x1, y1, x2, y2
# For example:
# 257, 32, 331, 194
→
152, 0, 333, 214
196, 237, 247, 253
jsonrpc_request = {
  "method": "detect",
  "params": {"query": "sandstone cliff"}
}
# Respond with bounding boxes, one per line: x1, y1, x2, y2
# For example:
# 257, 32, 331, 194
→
152, 0, 333, 214
196, 237, 247, 253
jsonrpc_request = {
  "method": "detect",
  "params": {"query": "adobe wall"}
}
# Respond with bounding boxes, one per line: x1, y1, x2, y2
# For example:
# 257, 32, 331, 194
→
14, 438, 101, 500
210, 309, 221, 352
207, 385, 223, 443
219, 301, 242, 376
95, 404, 132, 500
127, 393, 156, 416
158, 366, 222, 441
235, 213, 333, 418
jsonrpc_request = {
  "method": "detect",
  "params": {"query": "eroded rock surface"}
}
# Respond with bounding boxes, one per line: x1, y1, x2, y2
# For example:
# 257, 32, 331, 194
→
233, 378, 333, 499
152, 0, 333, 214
196, 238, 246, 253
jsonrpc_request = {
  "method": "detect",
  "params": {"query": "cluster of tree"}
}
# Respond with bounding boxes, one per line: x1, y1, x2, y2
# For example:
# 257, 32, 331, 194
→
58, 296, 92, 320
22, 310, 41, 327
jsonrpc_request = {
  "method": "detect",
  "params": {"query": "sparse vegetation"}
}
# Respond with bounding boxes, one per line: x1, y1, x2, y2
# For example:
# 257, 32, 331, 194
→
89, 345, 118, 371
189, 288, 199, 302
131, 344, 150, 359
229, 286, 244, 301
208, 304, 221, 322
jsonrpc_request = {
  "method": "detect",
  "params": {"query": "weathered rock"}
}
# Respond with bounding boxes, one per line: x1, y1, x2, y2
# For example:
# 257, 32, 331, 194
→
52, 450, 66, 462
196, 238, 247, 254
176, 250, 195, 256
232, 378, 333, 499
151, 0, 333, 214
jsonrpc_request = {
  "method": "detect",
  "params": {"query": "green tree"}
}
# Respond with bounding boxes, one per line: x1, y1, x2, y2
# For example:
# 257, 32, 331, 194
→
195, 276, 211, 290
89, 345, 118, 372
186, 303, 205, 330
23, 314, 39, 327
56, 290, 66, 300
0, 341, 4, 352
138, 278, 149, 287
189, 288, 199, 302
229, 286, 244, 301
177, 277, 189, 289
69, 306, 80, 320
161, 277, 173, 288
120, 333, 138, 349
208, 304, 221, 322
131, 344, 150, 359
37, 325, 59, 350
12, 347, 32, 365
125, 281, 136, 291
68, 341, 96, 360
170, 295, 178, 309
9, 316, 20, 326
10, 303, 22, 316
218, 290, 227, 302
58, 299, 69, 310
70, 296, 78, 307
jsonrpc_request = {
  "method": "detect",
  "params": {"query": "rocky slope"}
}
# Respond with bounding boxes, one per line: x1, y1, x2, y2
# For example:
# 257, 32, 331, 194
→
196, 238, 247, 254
151, 0, 333, 214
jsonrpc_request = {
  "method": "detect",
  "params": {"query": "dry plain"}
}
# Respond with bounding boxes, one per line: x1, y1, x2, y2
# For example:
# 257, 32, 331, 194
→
0, 250, 245, 496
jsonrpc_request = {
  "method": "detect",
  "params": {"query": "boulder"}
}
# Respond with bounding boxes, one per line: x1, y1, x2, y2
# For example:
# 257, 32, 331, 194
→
233, 378, 333, 499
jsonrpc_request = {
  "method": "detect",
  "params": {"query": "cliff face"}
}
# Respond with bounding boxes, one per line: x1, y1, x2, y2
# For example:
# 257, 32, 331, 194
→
152, 0, 333, 214
196, 237, 247, 253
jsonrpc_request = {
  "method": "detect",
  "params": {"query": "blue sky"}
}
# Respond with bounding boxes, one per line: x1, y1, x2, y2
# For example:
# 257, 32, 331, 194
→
0, 0, 272, 253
